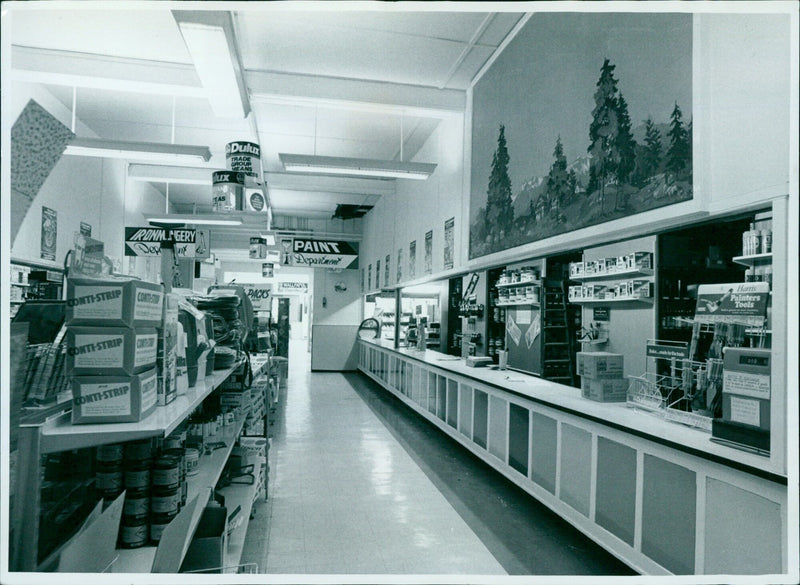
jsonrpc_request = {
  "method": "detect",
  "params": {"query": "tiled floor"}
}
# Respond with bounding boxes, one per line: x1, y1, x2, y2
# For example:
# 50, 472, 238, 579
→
241, 340, 634, 577
243, 341, 506, 575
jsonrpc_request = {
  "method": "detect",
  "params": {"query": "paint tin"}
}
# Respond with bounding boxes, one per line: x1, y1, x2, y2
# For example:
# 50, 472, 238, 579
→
164, 448, 187, 507
95, 463, 123, 496
184, 448, 200, 477
124, 439, 153, 463
150, 486, 179, 515
96, 443, 124, 463
124, 463, 151, 490
122, 489, 150, 520
151, 455, 180, 489
163, 435, 183, 451
119, 516, 149, 549
149, 510, 177, 544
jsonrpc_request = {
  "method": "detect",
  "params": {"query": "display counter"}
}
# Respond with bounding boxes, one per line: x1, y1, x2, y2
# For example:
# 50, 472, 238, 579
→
359, 338, 788, 576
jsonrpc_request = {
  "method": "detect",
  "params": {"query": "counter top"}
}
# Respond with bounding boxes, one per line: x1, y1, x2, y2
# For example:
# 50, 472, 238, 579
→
361, 339, 784, 481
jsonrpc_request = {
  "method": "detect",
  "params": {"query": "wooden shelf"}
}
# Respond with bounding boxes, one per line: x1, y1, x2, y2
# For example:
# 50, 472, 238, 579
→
572, 297, 654, 304
38, 362, 244, 454
495, 279, 541, 289
732, 253, 772, 266
496, 301, 540, 307
11, 282, 31, 287
573, 267, 653, 281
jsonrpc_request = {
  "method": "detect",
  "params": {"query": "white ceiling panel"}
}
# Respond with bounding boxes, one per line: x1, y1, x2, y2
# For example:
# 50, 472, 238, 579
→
478, 13, 526, 46
444, 45, 498, 90
10, 8, 190, 64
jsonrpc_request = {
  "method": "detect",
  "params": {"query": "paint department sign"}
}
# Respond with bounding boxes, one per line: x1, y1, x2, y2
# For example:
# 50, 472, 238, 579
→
124, 227, 197, 258
291, 238, 359, 269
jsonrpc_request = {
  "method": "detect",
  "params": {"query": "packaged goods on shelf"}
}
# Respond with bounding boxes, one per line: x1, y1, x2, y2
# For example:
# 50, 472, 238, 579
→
577, 352, 624, 379
581, 377, 628, 402
157, 295, 179, 406
568, 285, 582, 301
620, 251, 653, 271
71, 368, 157, 424
569, 261, 585, 279
597, 257, 617, 274
631, 280, 653, 298
583, 284, 607, 300
238, 436, 267, 459
584, 260, 599, 276
66, 277, 164, 328
66, 327, 157, 376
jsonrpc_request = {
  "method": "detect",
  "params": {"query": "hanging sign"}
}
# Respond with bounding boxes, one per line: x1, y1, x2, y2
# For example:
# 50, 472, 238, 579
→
646, 342, 689, 359
80, 221, 92, 237
238, 283, 272, 311
265, 250, 281, 263
262, 263, 274, 278
124, 227, 196, 258
41, 206, 57, 261
194, 229, 210, 260
291, 238, 359, 269
280, 239, 293, 266
694, 282, 770, 326
226, 141, 261, 179
424, 230, 433, 275
276, 281, 309, 294
212, 170, 244, 213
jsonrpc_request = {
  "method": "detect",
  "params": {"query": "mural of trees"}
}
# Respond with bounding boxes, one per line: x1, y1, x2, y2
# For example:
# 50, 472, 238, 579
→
470, 51, 692, 259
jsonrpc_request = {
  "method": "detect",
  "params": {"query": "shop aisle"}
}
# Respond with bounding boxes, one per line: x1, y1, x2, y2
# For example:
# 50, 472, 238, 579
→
241, 340, 633, 576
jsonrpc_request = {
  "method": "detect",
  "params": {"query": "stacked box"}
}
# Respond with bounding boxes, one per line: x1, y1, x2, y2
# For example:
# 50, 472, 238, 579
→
569, 261, 585, 279
65, 277, 162, 424
721, 348, 771, 430
577, 352, 626, 402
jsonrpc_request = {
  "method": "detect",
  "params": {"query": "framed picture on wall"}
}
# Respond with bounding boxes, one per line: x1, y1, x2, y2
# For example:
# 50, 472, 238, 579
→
409, 240, 416, 279
424, 230, 433, 275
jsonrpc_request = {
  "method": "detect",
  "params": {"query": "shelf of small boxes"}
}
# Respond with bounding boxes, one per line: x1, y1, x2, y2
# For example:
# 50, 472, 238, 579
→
568, 252, 654, 303
495, 268, 542, 307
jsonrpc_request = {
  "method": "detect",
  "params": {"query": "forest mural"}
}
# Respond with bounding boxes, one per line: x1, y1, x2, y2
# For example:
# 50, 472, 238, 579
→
470, 13, 693, 259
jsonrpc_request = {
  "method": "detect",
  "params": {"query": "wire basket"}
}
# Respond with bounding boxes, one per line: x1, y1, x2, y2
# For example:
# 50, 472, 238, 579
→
626, 372, 672, 411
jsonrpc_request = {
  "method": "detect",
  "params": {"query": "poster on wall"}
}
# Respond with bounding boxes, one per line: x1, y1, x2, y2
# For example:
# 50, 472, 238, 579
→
40, 206, 57, 261
397, 248, 403, 283
424, 230, 433, 275
291, 238, 359, 269
361, 268, 365, 293
194, 229, 210, 260
368, 264, 372, 291
469, 13, 693, 259
376, 259, 381, 288
444, 217, 455, 270
80, 221, 92, 237
409, 240, 416, 279
385, 254, 390, 287
124, 227, 197, 258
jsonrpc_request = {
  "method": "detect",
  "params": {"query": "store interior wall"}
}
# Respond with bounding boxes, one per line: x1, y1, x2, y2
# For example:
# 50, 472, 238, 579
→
359, 13, 793, 278
362, 115, 465, 288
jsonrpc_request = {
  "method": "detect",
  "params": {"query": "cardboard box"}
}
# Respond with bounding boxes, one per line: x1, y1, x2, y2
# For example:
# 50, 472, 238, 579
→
66, 277, 163, 328
569, 262, 584, 279
66, 327, 157, 376
581, 377, 628, 402
71, 368, 157, 424
179, 506, 227, 573
631, 280, 653, 298
577, 352, 624, 379
623, 251, 653, 271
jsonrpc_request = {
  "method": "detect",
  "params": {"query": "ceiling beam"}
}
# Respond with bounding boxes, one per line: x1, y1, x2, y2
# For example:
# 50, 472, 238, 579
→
247, 70, 466, 118
11, 45, 205, 98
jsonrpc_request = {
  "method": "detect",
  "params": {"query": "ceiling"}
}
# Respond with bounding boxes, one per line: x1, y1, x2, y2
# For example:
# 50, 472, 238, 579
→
8, 5, 524, 239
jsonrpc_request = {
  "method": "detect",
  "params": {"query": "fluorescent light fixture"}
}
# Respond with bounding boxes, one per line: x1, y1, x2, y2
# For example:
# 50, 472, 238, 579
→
128, 164, 213, 185
65, 137, 211, 163
279, 153, 437, 180
259, 233, 276, 246
173, 11, 250, 119
146, 214, 242, 226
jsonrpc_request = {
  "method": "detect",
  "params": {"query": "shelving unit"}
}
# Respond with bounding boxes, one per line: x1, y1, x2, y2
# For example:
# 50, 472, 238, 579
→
496, 300, 540, 307
572, 267, 653, 281
732, 253, 772, 266
572, 296, 653, 304
495, 279, 541, 288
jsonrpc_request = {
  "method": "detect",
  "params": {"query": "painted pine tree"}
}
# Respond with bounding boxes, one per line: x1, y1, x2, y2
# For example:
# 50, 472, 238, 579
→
545, 136, 572, 222
666, 102, 690, 181
485, 125, 514, 246
642, 116, 663, 183
614, 93, 637, 210
587, 59, 621, 213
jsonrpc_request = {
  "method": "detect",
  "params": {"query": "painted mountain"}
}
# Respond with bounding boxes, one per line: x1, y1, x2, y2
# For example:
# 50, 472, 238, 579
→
469, 13, 693, 259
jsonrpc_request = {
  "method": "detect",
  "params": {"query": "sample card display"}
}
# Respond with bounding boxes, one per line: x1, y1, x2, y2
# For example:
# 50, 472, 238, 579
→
41, 206, 57, 261
424, 230, 433, 275
444, 217, 455, 270
291, 238, 359, 269
409, 241, 417, 279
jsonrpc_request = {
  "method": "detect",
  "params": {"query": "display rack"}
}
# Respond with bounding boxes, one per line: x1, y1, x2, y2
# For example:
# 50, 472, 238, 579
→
732, 252, 772, 266
572, 296, 653, 304
220, 455, 266, 572
572, 267, 653, 281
